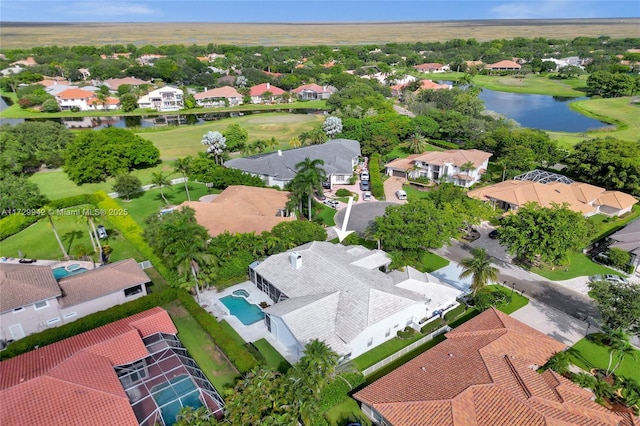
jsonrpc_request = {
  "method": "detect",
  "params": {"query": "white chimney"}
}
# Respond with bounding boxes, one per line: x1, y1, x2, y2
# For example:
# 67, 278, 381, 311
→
277, 150, 282, 156
266, 82, 270, 89
290, 252, 302, 269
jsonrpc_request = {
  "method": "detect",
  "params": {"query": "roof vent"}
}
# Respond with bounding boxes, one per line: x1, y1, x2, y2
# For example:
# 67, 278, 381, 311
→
420, 366, 426, 372
448, 353, 454, 357
290, 252, 302, 270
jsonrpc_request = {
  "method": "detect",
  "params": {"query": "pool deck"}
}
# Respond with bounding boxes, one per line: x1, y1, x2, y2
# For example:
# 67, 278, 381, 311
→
0, 258, 98, 270
200, 282, 299, 364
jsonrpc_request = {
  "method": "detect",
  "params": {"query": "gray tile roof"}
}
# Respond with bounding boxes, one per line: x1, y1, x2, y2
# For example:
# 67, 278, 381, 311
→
390, 266, 462, 311
225, 139, 361, 181
0, 264, 61, 312
256, 242, 426, 348
609, 218, 640, 254
58, 259, 150, 308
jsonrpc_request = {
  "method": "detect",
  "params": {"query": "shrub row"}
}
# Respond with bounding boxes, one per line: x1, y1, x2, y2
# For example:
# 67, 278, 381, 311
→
46, 193, 102, 210
0, 213, 39, 240
429, 139, 461, 149
368, 152, 385, 199
176, 291, 259, 374
0, 289, 178, 360
94, 191, 173, 282
318, 372, 366, 412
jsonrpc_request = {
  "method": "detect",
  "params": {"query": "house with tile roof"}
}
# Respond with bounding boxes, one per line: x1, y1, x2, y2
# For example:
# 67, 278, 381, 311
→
0, 259, 150, 342
602, 218, 640, 273
486, 59, 522, 71
249, 242, 462, 362
194, 85, 244, 107
103, 77, 152, 91
413, 62, 449, 73
137, 86, 184, 111
385, 149, 492, 188
354, 307, 634, 426
0, 307, 225, 426
225, 138, 361, 189
248, 82, 286, 104
54, 87, 120, 111
177, 185, 294, 237
291, 83, 337, 100
467, 179, 638, 217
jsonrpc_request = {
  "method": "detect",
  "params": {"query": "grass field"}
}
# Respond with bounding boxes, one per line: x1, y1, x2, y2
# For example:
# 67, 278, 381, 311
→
532, 253, 625, 281
473, 74, 587, 97
165, 301, 240, 391
138, 112, 325, 160
2, 19, 638, 48
570, 337, 640, 382
253, 338, 291, 373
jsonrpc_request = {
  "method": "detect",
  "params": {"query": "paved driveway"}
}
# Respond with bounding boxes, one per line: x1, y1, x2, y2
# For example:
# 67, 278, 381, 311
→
334, 202, 397, 235
511, 300, 589, 346
383, 176, 408, 203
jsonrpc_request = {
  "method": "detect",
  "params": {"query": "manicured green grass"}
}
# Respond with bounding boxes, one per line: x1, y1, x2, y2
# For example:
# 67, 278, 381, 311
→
0, 208, 143, 262
253, 338, 291, 373
352, 332, 426, 371
474, 74, 587, 97
570, 337, 640, 382
587, 206, 640, 243
489, 284, 529, 314
315, 204, 337, 227
219, 320, 247, 346
165, 301, 240, 391
532, 253, 625, 281
324, 398, 372, 426
420, 251, 450, 272
138, 112, 324, 160
402, 183, 435, 200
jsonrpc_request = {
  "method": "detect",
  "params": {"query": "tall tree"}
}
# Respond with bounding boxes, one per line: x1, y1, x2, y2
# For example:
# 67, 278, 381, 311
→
458, 247, 499, 295
112, 173, 142, 201
174, 156, 192, 201
46, 210, 69, 260
404, 133, 428, 154
201, 131, 227, 165
293, 158, 326, 220
322, 116, 343, 138
151, 171, 172, 206
588, 280, 640, 337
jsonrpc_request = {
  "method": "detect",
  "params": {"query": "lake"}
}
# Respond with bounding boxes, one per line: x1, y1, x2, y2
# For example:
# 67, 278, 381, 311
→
477, 89, 606, 132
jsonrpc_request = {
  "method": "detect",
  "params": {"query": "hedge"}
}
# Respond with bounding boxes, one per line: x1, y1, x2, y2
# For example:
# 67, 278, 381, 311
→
94, 191, 173, 282
318, 372, 366, 412
46, 194, 102, 210
0, 213, 39, 240
176, 291, 259, 374
368, 153, 385, 199
0, 289, 178, 360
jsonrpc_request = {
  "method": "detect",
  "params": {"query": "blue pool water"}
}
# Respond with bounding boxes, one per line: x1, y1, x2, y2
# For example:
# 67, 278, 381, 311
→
220, 295, 264, 325
52, 266, 89, 280
151, 375, 202, 426
232, 289, 250, 297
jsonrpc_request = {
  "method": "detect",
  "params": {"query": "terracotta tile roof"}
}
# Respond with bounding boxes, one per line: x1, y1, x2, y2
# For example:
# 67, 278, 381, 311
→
415, 79, 452, 91
103, 77, 150, 89
0, 263, 61, 312
56, 88, 95, 99
58, 259, 150, 308
354, 308, 631, 426
249, 82, 285, 96
88, 96, 120, 105
385, 150, 491, 171
178, 185, 294, 237
414, 62, 446, 70
0, 308, 176, 426
194, 85, 242, 99
292, 83, 336, 94
487, 60, 522, 69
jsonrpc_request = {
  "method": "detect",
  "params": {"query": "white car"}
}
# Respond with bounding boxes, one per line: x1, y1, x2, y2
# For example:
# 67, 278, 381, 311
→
362, 191, 372, 201
589, 274, 628, 284
395, 190, 407, 200
324, 199, 340, 209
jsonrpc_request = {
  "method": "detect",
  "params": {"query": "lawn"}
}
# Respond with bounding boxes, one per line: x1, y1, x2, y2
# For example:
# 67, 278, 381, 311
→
253, 338, 291, 373
0, 207, 143, 262
587, 205, 640, 243
570, 336, 640, 382
323, 398, 372, 426
315, 204, 337, 227
164, 301, 239, 391
473, 74, 587, 97
402, 183, 436, 200
489, 284, 529, 314
138, 112, 324, 160
532, 253, 625, 281
352, 331, 426, 371
420, 251, 450, 272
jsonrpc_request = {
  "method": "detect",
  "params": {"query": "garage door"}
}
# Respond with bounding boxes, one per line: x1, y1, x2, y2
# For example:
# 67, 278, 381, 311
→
392, 170, 406, 177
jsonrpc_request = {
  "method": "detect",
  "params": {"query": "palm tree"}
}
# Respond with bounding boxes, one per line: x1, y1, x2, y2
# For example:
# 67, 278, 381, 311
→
606, 329, 636, 377
460, 161, 476, 176
458, 247, 499, 295
290, 172, 316, 221
164, 237, 216, 302
405, 133, 428, 154
174, 157, 192, 201
611, 342, 636, 377
294, 157, 327, 220
46, 211, 69, 259
289, 137, 302, 148
151, 171, 172, 206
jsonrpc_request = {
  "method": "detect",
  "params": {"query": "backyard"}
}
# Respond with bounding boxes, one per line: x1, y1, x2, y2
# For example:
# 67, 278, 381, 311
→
570, 336, 640, 382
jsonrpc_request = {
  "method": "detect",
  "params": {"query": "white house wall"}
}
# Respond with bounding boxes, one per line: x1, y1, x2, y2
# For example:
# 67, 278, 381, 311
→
59, 287, 147, 323
1, 298, 61, 340
268, 314, 304, 359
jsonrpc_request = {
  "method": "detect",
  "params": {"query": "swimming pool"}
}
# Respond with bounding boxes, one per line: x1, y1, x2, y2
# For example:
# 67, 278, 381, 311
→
220, 295, 264, 325
232, 289, 250, 298
151, 375, 202, 426
52, 266, 89, 280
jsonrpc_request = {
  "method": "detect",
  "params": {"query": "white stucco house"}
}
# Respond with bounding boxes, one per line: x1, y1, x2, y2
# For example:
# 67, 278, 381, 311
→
0, 259, 150, 342
137, 86, 184, 111
386, 149, 492, 188
225, 139, 361, 189
248, 242, 462, 362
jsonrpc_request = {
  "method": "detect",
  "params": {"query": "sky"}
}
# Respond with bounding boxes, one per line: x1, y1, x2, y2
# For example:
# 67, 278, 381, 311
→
0, 0, 638, 22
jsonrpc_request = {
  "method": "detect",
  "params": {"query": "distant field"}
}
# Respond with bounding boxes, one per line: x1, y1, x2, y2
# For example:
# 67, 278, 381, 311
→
1, 19, 639, 48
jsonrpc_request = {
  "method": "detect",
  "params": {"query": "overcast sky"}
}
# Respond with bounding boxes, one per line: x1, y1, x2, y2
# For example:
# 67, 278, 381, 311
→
1, 0, 638, 22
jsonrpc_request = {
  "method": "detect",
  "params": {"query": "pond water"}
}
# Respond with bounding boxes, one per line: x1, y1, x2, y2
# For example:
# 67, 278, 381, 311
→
477, 89, 607, 132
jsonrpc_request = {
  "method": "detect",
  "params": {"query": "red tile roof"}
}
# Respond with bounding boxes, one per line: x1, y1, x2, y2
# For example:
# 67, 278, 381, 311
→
414, 62, 446, 71
249, 82, 285, 96
194, 85, 242, 99
56, 88, 95, 99
487, 60, 522, 69
354, 308, 631, 426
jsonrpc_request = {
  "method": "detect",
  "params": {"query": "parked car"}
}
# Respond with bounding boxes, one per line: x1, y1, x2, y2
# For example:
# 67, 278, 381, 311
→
315, 190, 326, 201
97, 225, 108, 239
362, 191, 372, 201
395, 190, 407, 200
324, 199, 340, 209
489, 229, 499, 239
322, 180, 331, 189
589, 274, 628, 284
360, 170, 369, 181
360, 180, 370, 191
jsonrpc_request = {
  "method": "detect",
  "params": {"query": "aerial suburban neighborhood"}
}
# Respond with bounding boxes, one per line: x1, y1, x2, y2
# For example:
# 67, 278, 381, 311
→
0, 6, 639, 426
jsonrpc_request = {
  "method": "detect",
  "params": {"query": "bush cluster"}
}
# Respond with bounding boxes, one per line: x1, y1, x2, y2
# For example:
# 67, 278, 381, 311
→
397, 326, 416, 339
368, 153, 385, 199
0, 213, 39, 240
176, 291, 259, 373
0, 289, 177, 360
